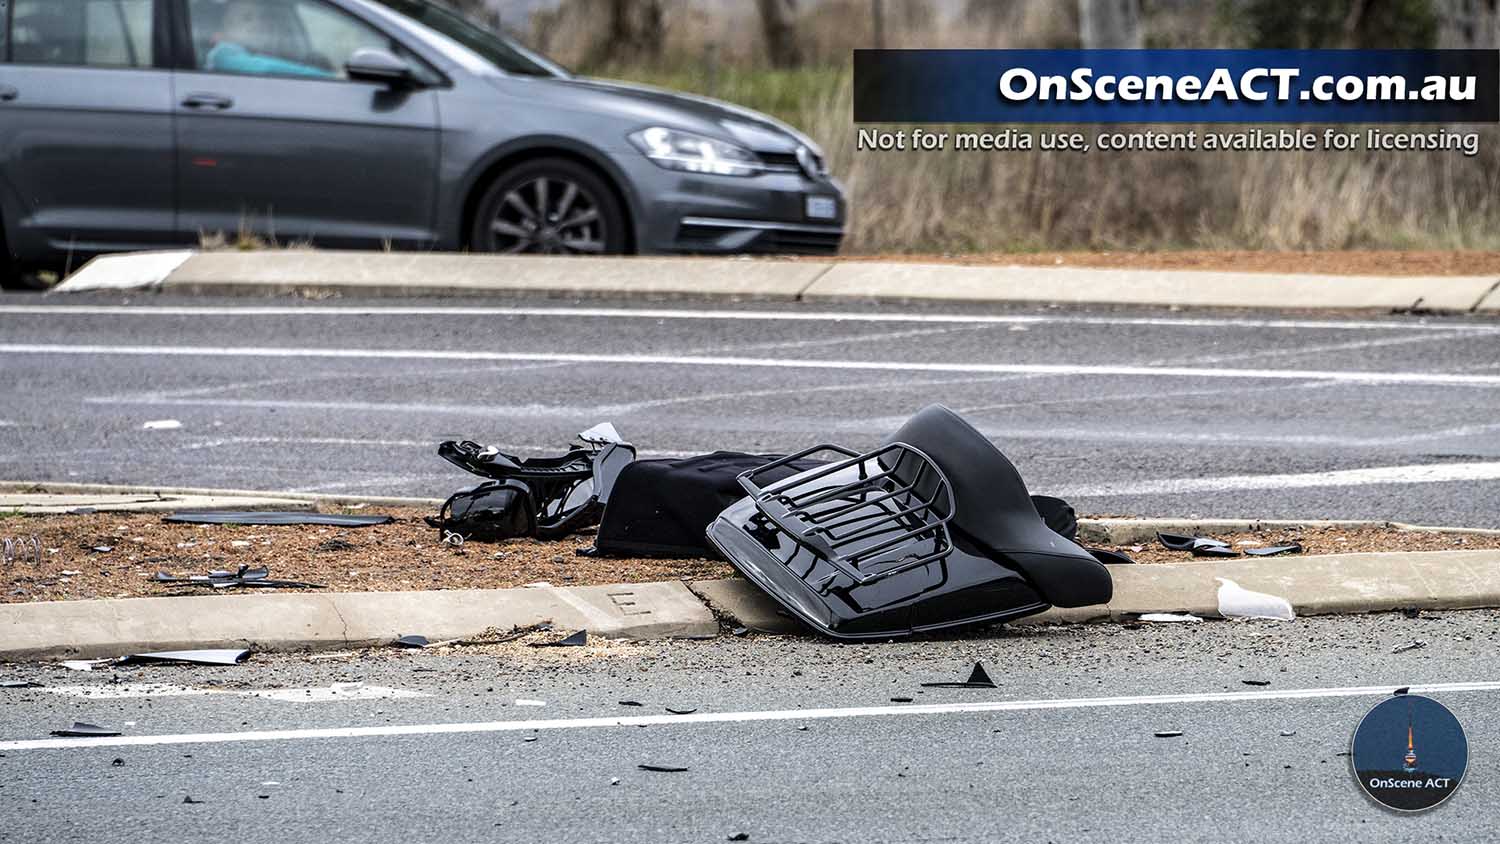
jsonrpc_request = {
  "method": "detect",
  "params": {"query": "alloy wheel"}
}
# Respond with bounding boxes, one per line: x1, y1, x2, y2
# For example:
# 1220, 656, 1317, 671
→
487, 176, 606, 254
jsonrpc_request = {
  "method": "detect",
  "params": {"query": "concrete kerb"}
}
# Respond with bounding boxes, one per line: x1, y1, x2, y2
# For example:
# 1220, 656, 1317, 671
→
52, 250, 1500, 313
0, 481, 442, 509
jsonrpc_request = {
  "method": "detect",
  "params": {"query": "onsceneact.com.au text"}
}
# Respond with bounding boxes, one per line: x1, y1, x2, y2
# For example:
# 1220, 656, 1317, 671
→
997, 67, 1478, 104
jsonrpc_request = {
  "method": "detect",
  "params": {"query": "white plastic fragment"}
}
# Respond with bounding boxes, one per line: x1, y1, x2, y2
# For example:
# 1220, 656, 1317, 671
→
1139, 613, 1203, 623
1216, 577, 1295, 621
142, 419, 182, 430
577, 422, 623, 446
515, 699, 546, 707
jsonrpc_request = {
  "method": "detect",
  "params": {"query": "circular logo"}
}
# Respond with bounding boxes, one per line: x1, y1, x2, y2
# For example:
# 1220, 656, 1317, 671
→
1352, 694, 1467, 812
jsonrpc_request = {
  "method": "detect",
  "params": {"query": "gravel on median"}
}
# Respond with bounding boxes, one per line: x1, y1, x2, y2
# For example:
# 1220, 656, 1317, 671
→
3, 509, 1497, 603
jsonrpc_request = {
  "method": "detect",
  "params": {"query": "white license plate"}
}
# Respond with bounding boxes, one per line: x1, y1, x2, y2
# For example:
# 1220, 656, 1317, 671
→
805, 196, 837, 220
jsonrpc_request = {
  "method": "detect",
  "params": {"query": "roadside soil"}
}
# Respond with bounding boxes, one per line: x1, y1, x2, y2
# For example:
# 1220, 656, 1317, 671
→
4, 510, 1497, 602
840, 250, 1500, 277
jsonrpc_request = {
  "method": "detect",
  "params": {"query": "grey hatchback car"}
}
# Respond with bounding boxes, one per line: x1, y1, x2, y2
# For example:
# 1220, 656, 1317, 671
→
0, 0, 846, 288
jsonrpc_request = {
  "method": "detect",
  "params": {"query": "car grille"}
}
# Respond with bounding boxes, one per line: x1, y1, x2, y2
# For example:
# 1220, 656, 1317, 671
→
756, 152, 803, 173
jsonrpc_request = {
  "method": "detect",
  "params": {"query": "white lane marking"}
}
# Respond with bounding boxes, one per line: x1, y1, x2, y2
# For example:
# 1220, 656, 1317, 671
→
1057, 461, 1500, 498
252, 684, 428, 703
2, 303, 1495, 333
4, 680, 1496, 752
43, 683, 428, 702
7, 343, 1499, 387
173, 435, 701, 459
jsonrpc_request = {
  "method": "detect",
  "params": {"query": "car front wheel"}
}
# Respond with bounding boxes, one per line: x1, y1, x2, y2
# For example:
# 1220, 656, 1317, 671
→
470, 158, 628, 255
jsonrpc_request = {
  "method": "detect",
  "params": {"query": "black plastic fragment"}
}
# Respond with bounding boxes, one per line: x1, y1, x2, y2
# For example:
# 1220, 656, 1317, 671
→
1241, 679, 1271, 686
111, 758, 125, 767
618, 700, 644, 707
1158, 532, 1232, 553
154, 565, 324, 590
530, 630, 587, 648
183, 796, 204, 804
51, 721, 121, 738
890, 697, 914, 703
728, 835, 750, 842
116, 649, 251, 667
1154, 730, 1184, 738
1394, 686, 1410, 696
665, 707, 697, 715
393, 635, 430, 649
1087, 548, 1135, 565
163, 511, 394, 527
1189, 544, 1241, 558
1244, 543, 1303, 557
637, 764, 689, 773
921, 662, 997, 689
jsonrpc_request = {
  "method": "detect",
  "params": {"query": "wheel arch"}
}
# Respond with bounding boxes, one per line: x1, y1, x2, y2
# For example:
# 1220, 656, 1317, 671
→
457, 138, 639, 254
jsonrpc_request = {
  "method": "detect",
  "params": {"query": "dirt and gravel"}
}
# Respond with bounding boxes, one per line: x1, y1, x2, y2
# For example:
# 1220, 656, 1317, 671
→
4, 508, 1497, 603
840, 249, 1500, 277
0, 507, 732, 604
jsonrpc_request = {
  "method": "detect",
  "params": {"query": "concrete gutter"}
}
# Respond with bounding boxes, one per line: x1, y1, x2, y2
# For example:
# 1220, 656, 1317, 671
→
693, 548, 1500, 634
52, 250, 1500, 313
0, 581, 717, 661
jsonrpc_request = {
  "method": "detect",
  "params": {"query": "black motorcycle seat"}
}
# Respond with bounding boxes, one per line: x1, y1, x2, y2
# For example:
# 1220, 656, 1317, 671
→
882, 404, 1112, 608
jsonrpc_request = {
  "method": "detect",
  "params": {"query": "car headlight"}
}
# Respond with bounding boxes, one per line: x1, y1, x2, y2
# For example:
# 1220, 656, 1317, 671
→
628, 127, 764, 177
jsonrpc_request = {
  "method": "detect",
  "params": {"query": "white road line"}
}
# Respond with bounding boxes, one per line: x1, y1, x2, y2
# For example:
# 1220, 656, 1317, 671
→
3, 680, 1496, 752
1057, 461, 1500, 498
7, 343, 1499, 387
1, 303, 1494, 333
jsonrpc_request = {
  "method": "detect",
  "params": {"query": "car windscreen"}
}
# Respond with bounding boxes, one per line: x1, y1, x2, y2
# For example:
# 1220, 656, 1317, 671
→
368, 0, 565, 77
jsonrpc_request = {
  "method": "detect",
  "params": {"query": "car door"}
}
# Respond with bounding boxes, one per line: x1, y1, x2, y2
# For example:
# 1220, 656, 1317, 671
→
173, 0, 440, 248
0, 0, 178, 265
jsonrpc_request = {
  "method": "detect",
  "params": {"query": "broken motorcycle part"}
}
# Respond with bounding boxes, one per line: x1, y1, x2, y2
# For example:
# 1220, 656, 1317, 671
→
425, 480, 536, 542
437, 430, 636, 540
2, 535, 42, 566
51, 721, 121, 737
163, 512, 393, 527
1157, 533, 1229, 553
393, 635, 430, 649
922, 662, 997, 689
529, 630, 587, 648
154, 565, 323, 590
707, 405, 1111, 639
1190, 544, 1242, 559
1087, 548, 1135, 565
115, 649, 251, 667
637, 764, 690, 773
1244, 543, 1303, 557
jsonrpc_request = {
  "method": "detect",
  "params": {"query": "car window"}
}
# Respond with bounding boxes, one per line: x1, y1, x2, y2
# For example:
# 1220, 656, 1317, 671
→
8, 0, 154, 67
188, 0, 396, 80
369, 0, 563, 77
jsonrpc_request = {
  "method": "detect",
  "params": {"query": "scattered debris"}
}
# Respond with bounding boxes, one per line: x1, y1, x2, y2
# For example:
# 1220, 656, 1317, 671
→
1215, 578, 1295, 621
59, 660, 110, 671
2, 535, 42, 566
393, 635, 430, 649
1279, 730, 1297, 737
1154, 730, 1183, 738
163, 511, 394, 527
890, 697, 914, 703
529, 629, 587, 648
1190, 544, 1241, 559
154, 564, 324, 590
637, 764, 689, 773
116, 649, 251, 667
1, 679, 43, 688
522, 736, 538, 743
142, 419, 182, 430
731, 627, 750, 637
921, 662, 997, 689
665, 707, 697, 715
1392, 640, 1427, 654
515, 699, 546, 707
618, 700, 644, 707
1138, 613, 1202, 623
1244, 543, 1303, 557
111, 758, 125, 767
314, 539, 357, 553
91, 545, 113, 553
1241, 679, 1271, 687
1157, 532, 1226, 553
182, 796, 204, 804
51, 721, 121, 737
610, 777, 620, 786
1394, 687, 1410, 696
728, 835, 750, 842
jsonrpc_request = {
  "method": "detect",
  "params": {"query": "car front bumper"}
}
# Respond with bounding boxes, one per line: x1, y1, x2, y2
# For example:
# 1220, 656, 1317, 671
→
609, 152, 847, 255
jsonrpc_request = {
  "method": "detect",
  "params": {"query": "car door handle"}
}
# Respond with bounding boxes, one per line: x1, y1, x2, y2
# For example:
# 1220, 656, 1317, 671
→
0, 85, 18, 102
181, 93, 234, 110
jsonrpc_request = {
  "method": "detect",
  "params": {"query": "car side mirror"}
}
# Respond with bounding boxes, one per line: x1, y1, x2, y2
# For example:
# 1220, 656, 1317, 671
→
345, 48, 417, 86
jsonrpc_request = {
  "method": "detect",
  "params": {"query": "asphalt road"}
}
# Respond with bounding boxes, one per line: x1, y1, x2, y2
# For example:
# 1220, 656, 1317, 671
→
2, 612, 1497, 843
2, 292, 1498, 526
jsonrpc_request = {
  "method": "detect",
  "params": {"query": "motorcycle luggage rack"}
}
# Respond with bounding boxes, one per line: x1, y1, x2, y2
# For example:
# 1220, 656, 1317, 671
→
735, 442, 956, 587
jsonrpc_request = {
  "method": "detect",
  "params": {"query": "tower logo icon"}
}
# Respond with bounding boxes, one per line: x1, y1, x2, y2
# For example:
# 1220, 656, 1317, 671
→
1352, 692, 1467, 812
